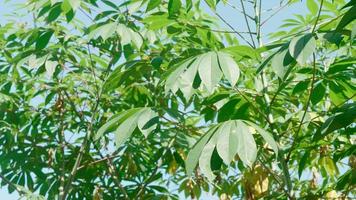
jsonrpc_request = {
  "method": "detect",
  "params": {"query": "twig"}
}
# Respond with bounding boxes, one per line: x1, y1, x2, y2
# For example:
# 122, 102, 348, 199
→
261, 0, 291, 26
240, 0, 256, 47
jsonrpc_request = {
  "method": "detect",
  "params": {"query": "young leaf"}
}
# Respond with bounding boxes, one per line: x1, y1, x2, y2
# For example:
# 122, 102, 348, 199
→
306, 0, 318, 15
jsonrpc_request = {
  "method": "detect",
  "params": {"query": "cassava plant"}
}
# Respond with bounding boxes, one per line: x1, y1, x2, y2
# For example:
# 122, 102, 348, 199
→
0, 0, 355, 199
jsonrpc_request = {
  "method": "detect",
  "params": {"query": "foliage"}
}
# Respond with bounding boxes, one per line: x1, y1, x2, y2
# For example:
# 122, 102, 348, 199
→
0, 0, 355, 199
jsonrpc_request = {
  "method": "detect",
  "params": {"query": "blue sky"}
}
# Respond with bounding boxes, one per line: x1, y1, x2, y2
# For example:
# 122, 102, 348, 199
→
0, 0, 307, 199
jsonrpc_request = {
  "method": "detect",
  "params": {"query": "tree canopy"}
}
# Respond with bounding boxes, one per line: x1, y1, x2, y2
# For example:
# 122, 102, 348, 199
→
0, 0, 355, 199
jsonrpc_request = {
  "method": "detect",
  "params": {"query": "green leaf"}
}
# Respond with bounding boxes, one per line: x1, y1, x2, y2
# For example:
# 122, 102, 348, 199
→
185, 126, 218, 176
95, 108, 157, 147
306, 0, 318, 15
95, 109, 141, 140
311, 81, 326, 105
298, 150, 310, 178
88, 22, 117, 40
116, 24, 143, 48
336, 5, 356, 31
222, 45, 261, 60
146, 0, 161, 11
204, 0, 217, 10
62, 0, 81, 13
36, 31, 53, 50
47, 3, 61, 23
317, 104, 356, 138
216, 121, 238, 165
168, 0, 181, 18
198, 52, 222, 93
217, 52, 240, 87
289, 33, 316, 65
235, 121, 257, 167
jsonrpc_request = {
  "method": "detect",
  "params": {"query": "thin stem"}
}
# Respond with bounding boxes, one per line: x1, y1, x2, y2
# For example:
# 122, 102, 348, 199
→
240, 0, 256, 47
261, 0, 291, 26
58, 91, 66, 200
286, 53, 317, 162
311, 0, 324, 33
212, 10, 255, 47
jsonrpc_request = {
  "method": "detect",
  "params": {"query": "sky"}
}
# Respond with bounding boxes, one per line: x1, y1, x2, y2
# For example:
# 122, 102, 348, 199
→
0, 0, 307, 199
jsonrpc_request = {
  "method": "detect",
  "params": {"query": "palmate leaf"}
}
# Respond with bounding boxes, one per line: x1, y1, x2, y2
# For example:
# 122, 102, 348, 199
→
95, 108, 158, 148
186, 120, 278, 181
164, 51, 240, 100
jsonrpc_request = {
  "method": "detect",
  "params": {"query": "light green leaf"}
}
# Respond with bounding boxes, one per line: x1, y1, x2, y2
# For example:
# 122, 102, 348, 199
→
336, 5, 356, 31
62, 0, 81, 12
114, 112, 141, 147
216, 121, 238, 165
45, 60, 57, 78
95, 108, 141, 141
179, 56, 202, 100
89, 22, 117, 40
217, 52, 240, 86
199, 128, 221, 181
222, 45, 261, 60
95, 108, 157, 147
116, 24, 143, 48
146, 0, 161, 11
165, 59, 195, 94
235, 121, 257, 167
198, 52, 222, 93
271, 46, 293, 79
289, 33, 316, 65
245, 121, 279, 156
306, 0, 318, 15
186, 126, 218, 176
137, 108, 158, 137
